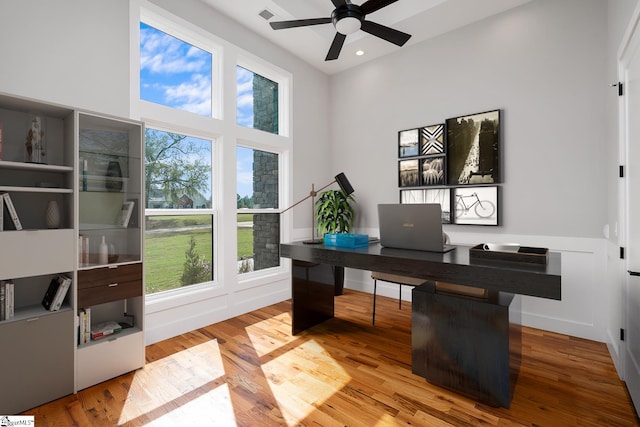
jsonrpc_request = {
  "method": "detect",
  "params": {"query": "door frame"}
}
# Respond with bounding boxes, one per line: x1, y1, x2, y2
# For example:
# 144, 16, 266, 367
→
619, 0, 640, 402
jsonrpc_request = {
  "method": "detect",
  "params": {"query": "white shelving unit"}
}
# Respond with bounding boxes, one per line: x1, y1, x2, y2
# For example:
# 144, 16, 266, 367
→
0, 92, 145, 414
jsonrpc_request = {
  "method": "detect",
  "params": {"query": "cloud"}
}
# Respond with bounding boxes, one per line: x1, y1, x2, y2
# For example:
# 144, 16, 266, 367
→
164, 74, 212, 115
140, 26, 210, 75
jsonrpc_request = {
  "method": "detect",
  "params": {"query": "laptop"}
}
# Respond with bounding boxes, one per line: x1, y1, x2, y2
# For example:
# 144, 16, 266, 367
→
377, 203, 455, 253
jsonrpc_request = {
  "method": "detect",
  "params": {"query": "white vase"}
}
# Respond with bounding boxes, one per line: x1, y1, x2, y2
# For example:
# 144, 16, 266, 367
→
45, 200, 60, 229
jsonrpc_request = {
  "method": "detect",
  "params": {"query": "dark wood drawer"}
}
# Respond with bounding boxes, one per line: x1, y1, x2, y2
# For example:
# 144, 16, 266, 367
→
78, 263, 142, 290
77, 263, 142, 307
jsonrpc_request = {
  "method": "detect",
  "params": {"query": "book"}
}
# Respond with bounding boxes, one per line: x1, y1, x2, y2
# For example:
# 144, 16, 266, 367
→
78, 309, 85, 344
91, 320, 122, 340
0, 281, 5, 321
126, 198, 139, 228
42, 278, 61, 310
78, 308, 91, 345
50, 274, 72, 311
2, 193, 22, 230
5, 281, 14, 319
117, 201, 135, 228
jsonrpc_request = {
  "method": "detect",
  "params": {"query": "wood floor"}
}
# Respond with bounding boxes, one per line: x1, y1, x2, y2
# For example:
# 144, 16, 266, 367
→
25, 289, 639, 426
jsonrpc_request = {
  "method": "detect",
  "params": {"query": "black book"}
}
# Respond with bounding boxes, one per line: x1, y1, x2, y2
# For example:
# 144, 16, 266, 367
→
42, 278, 60, 310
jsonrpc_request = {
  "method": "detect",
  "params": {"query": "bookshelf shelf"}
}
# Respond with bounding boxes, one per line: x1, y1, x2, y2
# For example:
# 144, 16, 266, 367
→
76, 326, 143, 349
0, 160, 74, 172
0, 304, 72, 325
0, 185, 73, 194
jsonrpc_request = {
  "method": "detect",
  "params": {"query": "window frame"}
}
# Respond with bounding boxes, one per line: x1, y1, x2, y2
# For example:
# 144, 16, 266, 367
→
132, 1, 293, 307
142, 122, 219, 296
138, 5, 223, 121
237, 56, 290, 138
236, 143, 285, 277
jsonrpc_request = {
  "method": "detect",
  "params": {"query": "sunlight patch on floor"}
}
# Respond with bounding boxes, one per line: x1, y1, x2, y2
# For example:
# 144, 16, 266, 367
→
244, 311, 296, 357
118, 340, 234, 425
261, 338, 351, 425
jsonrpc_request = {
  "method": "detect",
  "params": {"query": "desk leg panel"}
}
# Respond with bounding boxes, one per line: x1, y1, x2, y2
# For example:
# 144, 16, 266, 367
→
292, 261, 336, 335
412, 287, 520, 408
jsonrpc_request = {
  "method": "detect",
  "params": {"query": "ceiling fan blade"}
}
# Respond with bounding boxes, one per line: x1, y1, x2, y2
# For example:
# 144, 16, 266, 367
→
360, 20, 411, 46
360, 0, 399, 15
325, 32, 347, 61
270, 17, 332, 30
331, 0, 348, 7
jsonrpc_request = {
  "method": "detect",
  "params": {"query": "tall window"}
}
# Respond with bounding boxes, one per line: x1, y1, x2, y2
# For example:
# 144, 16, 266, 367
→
237, 146, 280, 274
144, 129, 213, 294
140, 21, 217, 295
137, 7, 290, 300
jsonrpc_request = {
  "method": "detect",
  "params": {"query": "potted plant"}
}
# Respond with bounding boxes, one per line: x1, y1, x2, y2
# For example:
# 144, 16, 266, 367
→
315, 189, 356, 295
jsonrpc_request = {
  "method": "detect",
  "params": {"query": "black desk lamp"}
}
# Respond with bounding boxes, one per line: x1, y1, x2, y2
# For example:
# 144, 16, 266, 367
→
281, 172, 354, 244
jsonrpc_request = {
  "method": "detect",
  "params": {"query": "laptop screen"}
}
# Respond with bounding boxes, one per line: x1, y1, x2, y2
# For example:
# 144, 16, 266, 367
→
378, 203, 453, 253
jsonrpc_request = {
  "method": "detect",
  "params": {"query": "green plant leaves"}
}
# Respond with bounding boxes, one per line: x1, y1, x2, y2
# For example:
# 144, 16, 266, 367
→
315, 189, 355, 235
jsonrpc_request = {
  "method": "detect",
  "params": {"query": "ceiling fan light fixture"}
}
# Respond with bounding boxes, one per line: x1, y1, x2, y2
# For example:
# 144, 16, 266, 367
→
335, 16, 361, 35
270, 0, 411, 61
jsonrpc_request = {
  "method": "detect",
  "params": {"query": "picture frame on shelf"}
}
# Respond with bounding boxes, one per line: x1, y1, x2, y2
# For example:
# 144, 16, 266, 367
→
398, 128, 419, 158
399, 159, 419, 187
400, 188, 452, 223
446, 110, 500, 185
421, 156, 445, 186
420, 124, 445, 155
453, 186, 499, 226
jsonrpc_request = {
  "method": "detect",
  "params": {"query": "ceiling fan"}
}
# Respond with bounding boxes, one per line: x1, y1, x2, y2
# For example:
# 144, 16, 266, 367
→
269, 0, 412, 61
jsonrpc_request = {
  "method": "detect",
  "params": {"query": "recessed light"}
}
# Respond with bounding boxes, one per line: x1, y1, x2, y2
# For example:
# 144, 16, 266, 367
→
355, 50, 365, 56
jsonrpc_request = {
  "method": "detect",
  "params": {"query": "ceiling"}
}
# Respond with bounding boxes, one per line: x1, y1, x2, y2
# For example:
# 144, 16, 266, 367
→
200, 0, 533, 74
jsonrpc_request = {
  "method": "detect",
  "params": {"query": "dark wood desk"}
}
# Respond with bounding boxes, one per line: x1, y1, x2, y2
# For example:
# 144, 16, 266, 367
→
280, 242, 561, 408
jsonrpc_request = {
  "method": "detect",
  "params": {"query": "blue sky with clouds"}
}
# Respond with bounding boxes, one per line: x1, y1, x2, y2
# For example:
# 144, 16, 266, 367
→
140, 22, 255, 199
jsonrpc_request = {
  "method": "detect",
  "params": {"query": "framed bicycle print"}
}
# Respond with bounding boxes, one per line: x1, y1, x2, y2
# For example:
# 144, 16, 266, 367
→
446, 109, 500, 185
399, 128, 419, 158
453, 186, 499, 225
400, 188, 452, 223
399, 159, 419, 187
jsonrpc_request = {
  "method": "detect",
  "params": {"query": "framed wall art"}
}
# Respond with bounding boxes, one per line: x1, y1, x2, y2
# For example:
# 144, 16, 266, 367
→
453, 186, 499, 226
400, 188, 452, 223
399, 159, 419, 187
398, 128, 419, 158
446, 110, 500, 185
420, 124, 445, 155
421, 156, 445, 186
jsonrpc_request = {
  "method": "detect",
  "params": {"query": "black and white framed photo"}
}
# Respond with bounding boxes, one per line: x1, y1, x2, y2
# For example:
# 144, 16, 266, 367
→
453, 186, 499, 225
398, 128, 419, 158
420, 124, 445, 155
421, 156, 445, 186
400, 188, 452, 223
446, 110, 500, 185
399, 159, 419, 187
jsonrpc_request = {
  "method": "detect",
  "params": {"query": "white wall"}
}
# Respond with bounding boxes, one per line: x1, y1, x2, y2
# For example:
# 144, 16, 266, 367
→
0, 1, 130, 116
329, 0, 621, 342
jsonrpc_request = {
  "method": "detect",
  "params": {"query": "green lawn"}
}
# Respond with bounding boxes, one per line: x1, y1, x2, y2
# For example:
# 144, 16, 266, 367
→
144, 214, 254, 293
